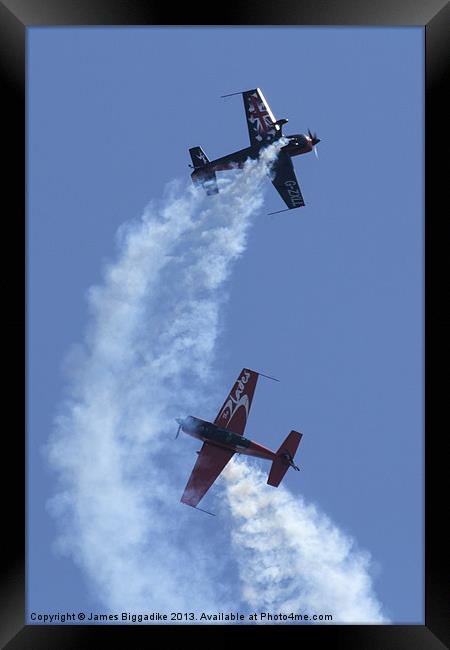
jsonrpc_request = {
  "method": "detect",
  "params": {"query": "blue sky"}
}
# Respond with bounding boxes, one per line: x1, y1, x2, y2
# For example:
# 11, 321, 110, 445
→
28, 27, 423, 623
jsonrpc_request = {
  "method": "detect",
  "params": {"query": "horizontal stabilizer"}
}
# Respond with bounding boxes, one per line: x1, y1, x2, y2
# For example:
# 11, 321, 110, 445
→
191, 168, 219, 195
267, 430, 302, 487
189, 146, 210, 168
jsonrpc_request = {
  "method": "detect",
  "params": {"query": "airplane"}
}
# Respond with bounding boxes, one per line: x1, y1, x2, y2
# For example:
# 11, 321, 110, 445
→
176, 368, 302, 514
188, 88, 320, 214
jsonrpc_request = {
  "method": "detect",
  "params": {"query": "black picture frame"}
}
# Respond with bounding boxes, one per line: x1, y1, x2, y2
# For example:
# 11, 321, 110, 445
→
3, 0, 448, 647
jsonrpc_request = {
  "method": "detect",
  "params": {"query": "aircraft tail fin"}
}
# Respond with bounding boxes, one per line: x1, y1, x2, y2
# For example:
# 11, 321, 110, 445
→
189, 146, 210, 168
267, 430, 302, 487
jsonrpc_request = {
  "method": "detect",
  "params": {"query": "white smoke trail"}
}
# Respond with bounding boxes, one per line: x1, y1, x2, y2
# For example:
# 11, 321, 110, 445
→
46, 143, 283, 615
221, 461, 388, 623
46, 139, 386, 623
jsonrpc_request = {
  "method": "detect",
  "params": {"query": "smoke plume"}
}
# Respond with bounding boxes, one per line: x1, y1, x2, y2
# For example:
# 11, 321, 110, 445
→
46, 141, 386, 622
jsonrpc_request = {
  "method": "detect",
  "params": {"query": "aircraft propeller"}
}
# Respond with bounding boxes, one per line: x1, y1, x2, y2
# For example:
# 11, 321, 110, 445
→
308, 129, 320, 159
175, 419, 182, 439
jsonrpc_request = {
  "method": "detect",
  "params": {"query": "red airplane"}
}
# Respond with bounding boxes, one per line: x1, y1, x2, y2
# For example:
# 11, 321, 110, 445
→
176, 368, 302, 514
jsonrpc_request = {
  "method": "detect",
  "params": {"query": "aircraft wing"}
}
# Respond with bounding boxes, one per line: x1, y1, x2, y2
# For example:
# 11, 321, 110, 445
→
243, 88, 281, 147
214, 368, 259, 435
271, 152, 305, 209
181, 443, 235, 507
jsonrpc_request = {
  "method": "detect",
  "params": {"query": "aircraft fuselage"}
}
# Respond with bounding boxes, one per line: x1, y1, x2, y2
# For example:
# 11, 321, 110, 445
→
201, 134, 314, 175
179, 415, 275, 461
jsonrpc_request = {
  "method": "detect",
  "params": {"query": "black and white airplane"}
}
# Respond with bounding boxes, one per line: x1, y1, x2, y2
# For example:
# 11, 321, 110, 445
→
188, 88, 320, 213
